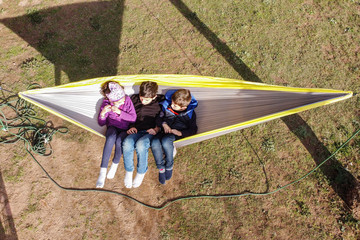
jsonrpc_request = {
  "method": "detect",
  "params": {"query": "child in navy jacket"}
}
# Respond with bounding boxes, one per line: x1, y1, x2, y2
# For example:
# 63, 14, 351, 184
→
151, 89, 198, 184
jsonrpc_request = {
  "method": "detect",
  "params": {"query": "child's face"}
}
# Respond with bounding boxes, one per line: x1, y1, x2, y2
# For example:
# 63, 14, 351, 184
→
112, 97, 125, 106
140, 96, 156, 105
171, 102, 187, 111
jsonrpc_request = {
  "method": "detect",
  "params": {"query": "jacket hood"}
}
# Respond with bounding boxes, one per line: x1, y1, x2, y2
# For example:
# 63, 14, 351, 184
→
161, 89, 198, 118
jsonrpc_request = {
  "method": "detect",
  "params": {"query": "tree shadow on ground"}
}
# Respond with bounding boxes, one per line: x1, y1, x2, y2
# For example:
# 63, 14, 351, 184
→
0, 1, 125, 236
0, 170, 18, 240
0, 1, 125, 85
169, 0, 360, 212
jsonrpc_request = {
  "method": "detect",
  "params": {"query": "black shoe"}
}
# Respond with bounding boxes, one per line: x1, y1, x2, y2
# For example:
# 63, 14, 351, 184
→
165, 169, 173, 180
159, 171, 166, 184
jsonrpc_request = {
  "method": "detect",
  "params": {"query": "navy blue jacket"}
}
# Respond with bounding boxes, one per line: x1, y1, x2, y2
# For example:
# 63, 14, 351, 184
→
157, 90, 198, 139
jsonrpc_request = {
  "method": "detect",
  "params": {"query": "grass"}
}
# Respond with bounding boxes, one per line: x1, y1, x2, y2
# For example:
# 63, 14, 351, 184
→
4, 45, 24, 60
26, 8, 44, 25
149, 0, 358, 238
0, 0, 359, 239
4, 150, 27, 183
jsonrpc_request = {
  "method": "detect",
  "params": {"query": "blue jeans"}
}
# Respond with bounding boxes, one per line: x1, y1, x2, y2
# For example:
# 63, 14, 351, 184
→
100, 126, 127, 168
151, 133, 176, 170
122, 130, 155, 174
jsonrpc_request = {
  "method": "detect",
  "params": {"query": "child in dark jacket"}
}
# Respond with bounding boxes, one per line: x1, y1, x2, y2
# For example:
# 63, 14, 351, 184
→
151, 89, 198, 184
122, 81, 164, 188
96, 81, 136, 188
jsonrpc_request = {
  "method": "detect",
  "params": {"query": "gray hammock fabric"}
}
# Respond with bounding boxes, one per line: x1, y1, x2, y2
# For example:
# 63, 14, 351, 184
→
19, 75, 352, 147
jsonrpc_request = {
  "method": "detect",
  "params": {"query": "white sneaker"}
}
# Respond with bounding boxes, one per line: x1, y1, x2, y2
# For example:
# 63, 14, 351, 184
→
132, 173, 146, 188
107, 162, 119, 179
96, 168, 107, 188
124, 171, 133, 188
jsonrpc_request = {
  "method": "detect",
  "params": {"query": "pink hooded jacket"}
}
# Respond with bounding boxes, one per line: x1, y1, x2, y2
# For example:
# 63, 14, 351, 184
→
98, 95, 136, 130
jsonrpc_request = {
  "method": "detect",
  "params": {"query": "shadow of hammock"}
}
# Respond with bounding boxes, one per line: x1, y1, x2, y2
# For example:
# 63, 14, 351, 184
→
0, 1, 125, 85
0, 2, 124, 236
169, 0, 360, 210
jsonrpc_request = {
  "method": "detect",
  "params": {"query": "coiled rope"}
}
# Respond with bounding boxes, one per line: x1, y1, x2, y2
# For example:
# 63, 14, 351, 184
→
0, 84, 68, 156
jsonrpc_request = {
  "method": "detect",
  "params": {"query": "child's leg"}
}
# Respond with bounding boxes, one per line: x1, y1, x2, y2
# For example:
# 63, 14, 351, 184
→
96, 168, 107, 188
132, 133, 154, 188
151, 134, 165, 169
161, 134, 176, 180
134, 133, 154, 174
122, 133, 143, 172
151, 134, 166, 184
107, 129, 127, 179
161, 134, 176, 169
107, 130, 127, 179
97, 126, 117, 187
100, 126, 117, 168
122, 133, 142, 188
112, 130, 127, 164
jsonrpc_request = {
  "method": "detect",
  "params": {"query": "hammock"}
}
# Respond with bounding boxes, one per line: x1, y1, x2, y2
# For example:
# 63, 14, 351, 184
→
18, 75, 352, 147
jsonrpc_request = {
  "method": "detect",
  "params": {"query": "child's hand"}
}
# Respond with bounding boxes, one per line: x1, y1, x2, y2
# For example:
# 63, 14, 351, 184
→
171, 129, 182, 136
100, 105, 111, 117
162, 123, 171, 133
103, 105, 111, 113
127, 127, 137, 134
111, 106, 121, 115
147, 128, 157, 135
114, 98, 125, 107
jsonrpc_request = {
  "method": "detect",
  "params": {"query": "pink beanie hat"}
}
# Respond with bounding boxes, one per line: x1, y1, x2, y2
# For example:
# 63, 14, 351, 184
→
106, 82, 125, 102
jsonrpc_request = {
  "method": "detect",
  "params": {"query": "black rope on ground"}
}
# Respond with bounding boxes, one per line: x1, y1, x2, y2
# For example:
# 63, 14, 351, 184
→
26, 127, 360, 210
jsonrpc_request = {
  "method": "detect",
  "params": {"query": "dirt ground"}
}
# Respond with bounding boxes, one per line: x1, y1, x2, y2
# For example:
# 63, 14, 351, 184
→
0, 1, 179, 238
1, 112, 186, 239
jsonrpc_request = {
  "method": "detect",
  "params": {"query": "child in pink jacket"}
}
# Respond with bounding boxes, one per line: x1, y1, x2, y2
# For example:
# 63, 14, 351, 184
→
96, 81, 136, 188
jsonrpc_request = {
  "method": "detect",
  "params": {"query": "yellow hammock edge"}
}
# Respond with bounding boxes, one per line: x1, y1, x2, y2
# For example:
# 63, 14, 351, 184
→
19, 74, 353, 145
21, 74, 353, 94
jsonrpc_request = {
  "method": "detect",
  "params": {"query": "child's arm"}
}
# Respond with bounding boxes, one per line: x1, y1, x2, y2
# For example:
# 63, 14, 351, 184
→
155, 110, 164, 128
147, 106, 162, 135
118, 97, 137, 123
179, 112, 198, 138
146, 126, 160, 135
127, 127, 138, 134
163, 123, 172, 134
128, 94, 138, 130
98, 100, 111, 126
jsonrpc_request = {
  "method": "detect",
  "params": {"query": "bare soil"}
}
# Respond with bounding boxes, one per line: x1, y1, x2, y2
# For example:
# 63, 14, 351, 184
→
1, 113, 182, 239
